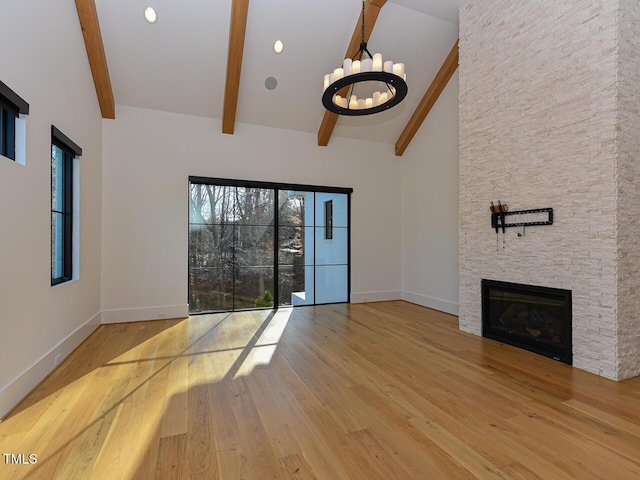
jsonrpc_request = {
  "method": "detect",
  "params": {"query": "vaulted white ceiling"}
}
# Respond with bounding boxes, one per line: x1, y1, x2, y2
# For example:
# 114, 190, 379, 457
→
92, 0, 460, 146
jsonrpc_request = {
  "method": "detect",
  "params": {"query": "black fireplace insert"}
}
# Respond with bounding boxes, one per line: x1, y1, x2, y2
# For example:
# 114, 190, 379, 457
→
482, 279, 572, 364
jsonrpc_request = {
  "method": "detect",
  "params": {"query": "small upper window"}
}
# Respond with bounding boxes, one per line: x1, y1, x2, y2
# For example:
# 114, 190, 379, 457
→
0, 80, 29, 162
324, 200, 333, 240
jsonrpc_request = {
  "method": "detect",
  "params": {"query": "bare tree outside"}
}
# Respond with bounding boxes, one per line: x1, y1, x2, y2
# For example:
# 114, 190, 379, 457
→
278, 191, 308, 306
189, 184, 279, 312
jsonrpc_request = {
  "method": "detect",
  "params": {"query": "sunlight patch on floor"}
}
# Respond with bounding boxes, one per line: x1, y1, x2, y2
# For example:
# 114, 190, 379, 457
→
233, 308, 293, 379
234, 344, 279, 379
257, 307, 293, 346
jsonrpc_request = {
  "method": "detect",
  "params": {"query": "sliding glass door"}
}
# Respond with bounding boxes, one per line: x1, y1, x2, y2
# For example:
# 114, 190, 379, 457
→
189, 178, 351, 314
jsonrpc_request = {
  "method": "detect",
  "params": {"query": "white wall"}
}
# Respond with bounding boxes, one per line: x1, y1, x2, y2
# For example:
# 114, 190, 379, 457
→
101, 106, 403, 321
400, 73, 460, 315
0, 0, 103, 417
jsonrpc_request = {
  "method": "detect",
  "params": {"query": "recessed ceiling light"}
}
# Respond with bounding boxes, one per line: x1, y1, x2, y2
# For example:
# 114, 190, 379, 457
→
273, 40, 284, 54
144, 7, 157, 24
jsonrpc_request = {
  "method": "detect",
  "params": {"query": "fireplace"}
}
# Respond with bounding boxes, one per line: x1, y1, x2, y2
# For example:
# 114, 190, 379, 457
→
482, 279, 572, 364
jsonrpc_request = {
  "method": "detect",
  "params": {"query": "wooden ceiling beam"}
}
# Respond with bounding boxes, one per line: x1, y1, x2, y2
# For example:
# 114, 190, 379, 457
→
317, 0, 387, 146
75, 0, 115, 119
395, 39, 459, 157
222, 0, 250, 135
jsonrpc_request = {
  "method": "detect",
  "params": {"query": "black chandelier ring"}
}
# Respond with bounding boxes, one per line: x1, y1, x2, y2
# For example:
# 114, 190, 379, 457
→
322, 71, 408, 116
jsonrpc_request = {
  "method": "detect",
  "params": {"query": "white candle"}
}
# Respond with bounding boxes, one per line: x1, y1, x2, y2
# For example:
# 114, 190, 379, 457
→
357, 99, 365, 110
343, 58, 352, 76
333, 67, 344, 81
384, 61, 393, 73
392, 63, 405, 78
324, 74, 330, 91
373, 91, 381, 107
380, 91, 388, 104
335, 95, 343, 107
365, 97, 373, 109
349, 96, 358, 110
372, 53, 383, 72
352, 60, 361, 74
341, 97, 348, 108
362, 58, 372, 72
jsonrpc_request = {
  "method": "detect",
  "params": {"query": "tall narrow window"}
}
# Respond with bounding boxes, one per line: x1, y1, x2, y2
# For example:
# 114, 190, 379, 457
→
0, 100, 16, 159
51, 126, 81, 286
0, 80, 29, 162
324, 200, 333, 240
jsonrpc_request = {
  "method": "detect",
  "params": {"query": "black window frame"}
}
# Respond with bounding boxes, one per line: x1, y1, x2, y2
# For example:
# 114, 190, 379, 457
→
0, 99, 17, 160
188, 176, 353, 313
51, 126, 82, 286
0, 80, 29, 161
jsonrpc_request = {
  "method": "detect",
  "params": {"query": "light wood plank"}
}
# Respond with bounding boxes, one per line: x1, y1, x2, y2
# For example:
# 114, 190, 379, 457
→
409, 416, 509, 480
74, 0, 115, 119
243, 372, 301, 458
279, 452, 318, 480
222, 0, 250, 135
185, 358, 220, 478
317, 0, 387, 146
347, 428, 419, 480
564, 398, 640, 435
395, 39, 459, 156
155, 433, 187, 480
2, 302, 640, 479
51, 377, 131, 480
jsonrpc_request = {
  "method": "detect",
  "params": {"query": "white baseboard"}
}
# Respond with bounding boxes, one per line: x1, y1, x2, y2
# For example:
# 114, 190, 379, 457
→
401, 291, 459, 315
351, 290, 402, 303
101, 304, 189, 324
0, 311, 101, 420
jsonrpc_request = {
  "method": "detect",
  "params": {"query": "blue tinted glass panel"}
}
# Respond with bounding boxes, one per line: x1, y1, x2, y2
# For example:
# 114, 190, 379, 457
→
315, 226, 348, 265
315, 265, 348, 304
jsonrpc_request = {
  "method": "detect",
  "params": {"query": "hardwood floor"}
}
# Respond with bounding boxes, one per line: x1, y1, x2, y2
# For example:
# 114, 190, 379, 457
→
2, 301, 640, 479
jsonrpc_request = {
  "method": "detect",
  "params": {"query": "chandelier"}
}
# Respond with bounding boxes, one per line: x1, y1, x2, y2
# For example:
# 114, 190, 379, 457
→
322, 0, 408, 116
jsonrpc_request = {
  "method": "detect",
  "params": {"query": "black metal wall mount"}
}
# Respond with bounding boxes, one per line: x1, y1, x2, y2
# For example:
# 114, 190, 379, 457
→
491, 207, 553, 233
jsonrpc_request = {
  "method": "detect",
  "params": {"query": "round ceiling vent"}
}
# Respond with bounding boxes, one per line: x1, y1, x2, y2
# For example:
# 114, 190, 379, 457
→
265, 77, 278, 90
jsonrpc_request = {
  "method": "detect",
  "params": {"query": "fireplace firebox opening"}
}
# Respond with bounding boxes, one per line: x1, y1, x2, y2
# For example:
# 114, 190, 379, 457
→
481, 279, 572, 364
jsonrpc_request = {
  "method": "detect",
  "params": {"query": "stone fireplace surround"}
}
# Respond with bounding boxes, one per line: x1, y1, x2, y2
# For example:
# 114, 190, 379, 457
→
458, 0, 640, 380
